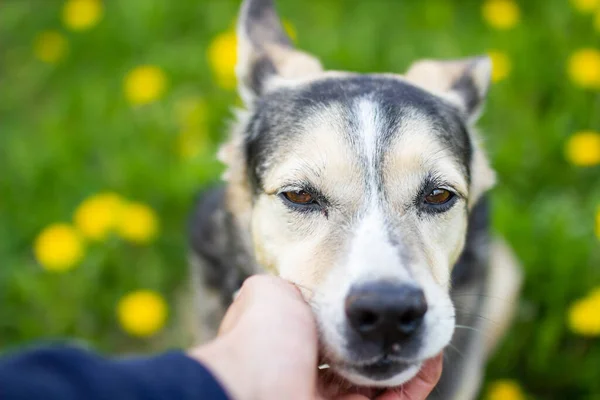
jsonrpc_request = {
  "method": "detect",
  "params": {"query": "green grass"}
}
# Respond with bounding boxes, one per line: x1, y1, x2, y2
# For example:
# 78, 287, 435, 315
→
1, 0, 599, 398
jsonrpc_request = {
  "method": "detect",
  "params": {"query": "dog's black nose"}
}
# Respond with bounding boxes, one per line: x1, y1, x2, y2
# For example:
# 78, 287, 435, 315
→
345, 282, 427, 345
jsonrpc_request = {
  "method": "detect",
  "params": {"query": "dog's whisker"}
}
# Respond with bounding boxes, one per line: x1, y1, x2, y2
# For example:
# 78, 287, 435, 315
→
447, 343, 466, 361
454, 312, 501, 326
451, 293, 516, 302
455, 324, 483, 333
453, 324, 496, 342
439, 313, 500, 327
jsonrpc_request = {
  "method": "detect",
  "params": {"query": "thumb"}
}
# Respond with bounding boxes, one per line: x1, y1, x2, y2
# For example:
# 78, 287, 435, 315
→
218, 275, 307, 335
217, 285, 249, 336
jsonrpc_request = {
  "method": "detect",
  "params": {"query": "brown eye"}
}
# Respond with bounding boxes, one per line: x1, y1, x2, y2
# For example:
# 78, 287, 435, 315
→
283, 190, 314, 205
424, 188, 453, 205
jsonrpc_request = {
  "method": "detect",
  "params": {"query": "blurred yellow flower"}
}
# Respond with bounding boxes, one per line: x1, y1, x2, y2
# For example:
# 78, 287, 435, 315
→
565, 131, 600, 166
488, 50, 511, 83
207, 30, 237, 90
486, 380, 526, 400
117, 290, 167, 337
568, 290, 600, 336
34, 224, 84, 272
283, 19, 297, 42
570, 0, 599, 13
567, 49, 600, 89
177, 128, 209, 160
124, 65, 167, 106
116, 202, 158, 244
175, 96, 208, 129
33, 31, 68, 64
206, 20, 295, 90
62, 0, 103, 31
74, 192, 124, 241
482, 0, 520, 30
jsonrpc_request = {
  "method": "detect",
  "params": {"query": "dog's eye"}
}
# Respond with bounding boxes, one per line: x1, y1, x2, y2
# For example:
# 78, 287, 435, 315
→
424, 188, 453, 205
282, 190, 314, 205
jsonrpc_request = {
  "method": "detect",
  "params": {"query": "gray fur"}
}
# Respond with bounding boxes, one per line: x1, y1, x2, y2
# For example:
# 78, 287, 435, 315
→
241, 0, 291, 48
188, 187, 254, 307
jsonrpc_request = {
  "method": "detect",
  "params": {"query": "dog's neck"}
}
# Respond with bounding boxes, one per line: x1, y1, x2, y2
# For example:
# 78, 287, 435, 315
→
189, 186, 257, 306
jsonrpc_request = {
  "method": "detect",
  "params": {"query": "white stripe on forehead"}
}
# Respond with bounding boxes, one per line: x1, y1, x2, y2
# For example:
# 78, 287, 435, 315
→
354, 98, 382, 202
355, 98, 379, 167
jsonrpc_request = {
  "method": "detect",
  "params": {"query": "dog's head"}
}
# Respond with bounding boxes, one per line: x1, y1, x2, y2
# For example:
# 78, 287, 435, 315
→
220, 0, 496, 388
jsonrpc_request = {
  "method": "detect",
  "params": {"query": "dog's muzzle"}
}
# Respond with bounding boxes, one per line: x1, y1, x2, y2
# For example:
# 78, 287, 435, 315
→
345, 281, 427, 349
340, 281, 428, 380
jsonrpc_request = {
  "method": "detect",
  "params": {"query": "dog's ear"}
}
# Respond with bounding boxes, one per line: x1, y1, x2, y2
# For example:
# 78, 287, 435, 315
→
236, 0, 322, 105
405, 56, 491, 124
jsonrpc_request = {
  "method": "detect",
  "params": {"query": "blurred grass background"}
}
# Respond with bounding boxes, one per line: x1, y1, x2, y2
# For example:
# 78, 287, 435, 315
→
1, 0, 599, 398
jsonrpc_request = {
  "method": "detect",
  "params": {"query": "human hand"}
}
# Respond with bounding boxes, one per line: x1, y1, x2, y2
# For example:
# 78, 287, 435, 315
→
190, 275, 442, 400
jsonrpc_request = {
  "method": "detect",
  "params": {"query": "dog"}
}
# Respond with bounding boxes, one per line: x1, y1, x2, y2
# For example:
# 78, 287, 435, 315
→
188, 0, 522, 398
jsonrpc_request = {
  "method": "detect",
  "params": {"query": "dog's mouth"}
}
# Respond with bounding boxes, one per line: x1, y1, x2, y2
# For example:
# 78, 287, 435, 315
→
346, 356, 416, 379
318, 356, 422, 398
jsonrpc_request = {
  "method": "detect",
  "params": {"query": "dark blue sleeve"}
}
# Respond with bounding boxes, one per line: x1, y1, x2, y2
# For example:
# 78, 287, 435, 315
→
0, 345, 230, 400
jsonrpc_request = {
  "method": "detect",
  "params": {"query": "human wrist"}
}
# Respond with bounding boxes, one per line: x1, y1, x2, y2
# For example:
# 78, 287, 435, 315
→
189, 334, 253, 400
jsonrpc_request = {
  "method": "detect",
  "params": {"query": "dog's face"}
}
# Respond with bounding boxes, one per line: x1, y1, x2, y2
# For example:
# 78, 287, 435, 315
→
221, 0, 495, 388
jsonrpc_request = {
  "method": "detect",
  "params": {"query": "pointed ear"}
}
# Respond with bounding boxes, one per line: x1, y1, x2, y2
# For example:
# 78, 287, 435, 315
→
405, 56, 492, 123
236, 0, 323, 105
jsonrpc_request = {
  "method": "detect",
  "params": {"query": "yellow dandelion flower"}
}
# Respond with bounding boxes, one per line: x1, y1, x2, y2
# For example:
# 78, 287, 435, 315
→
482, 0, 520, 30
486, 380, 526, 400
568, 293, 600, 336
33, 31, 68, 64
177, 128, 209, 160
174, 96, 208, 129
207, 30, 237, 90
117, 290, 167, 337
567, 49, 600, 89
62, 0, 103, 31
74, 192, 124, 241
488, 50, 512, 83
206, 20, 294, 90
34, 224, 84, 272
570, 0, 599, 13
283, 19, 297, 42
565, 131, 600, 166
116, 202, 158, 244
124, 65, 167, 106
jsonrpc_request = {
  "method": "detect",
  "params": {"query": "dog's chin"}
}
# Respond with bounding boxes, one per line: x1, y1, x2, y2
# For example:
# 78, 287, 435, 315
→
335, 359, 422, 388
318, 357, 422, 399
